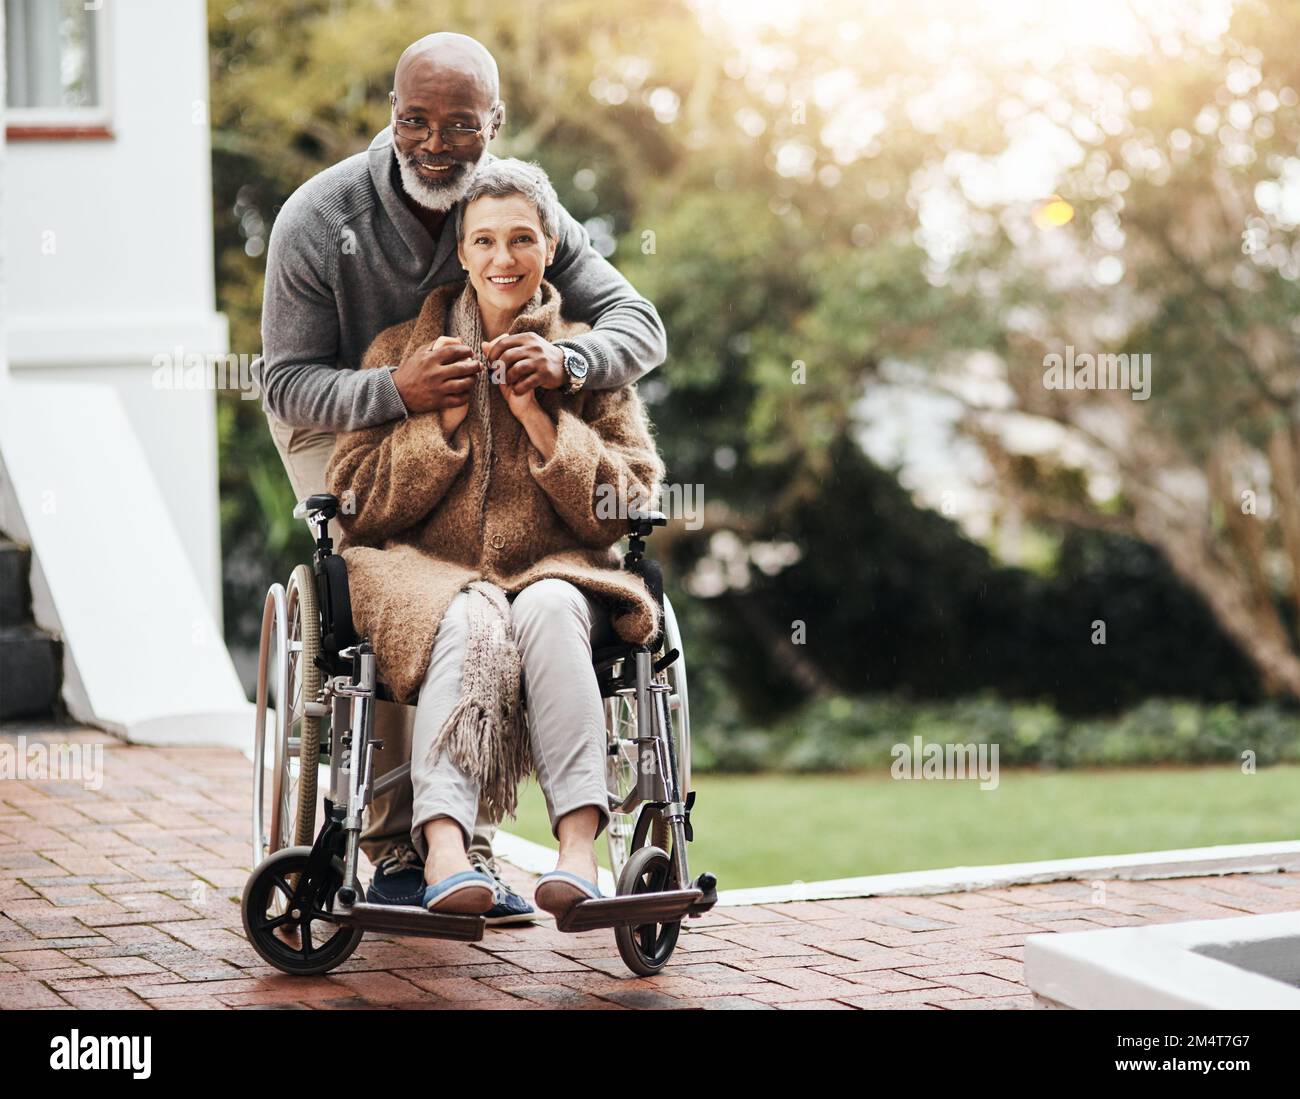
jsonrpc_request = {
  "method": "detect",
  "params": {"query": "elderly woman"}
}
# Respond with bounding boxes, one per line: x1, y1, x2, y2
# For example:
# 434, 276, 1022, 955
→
325, 159, 663, 919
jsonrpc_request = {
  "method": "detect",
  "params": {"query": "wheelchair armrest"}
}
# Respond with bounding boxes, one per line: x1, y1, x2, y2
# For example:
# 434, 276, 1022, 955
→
293, 492, 339, 521
628, 508, 667, 538
318, 552, 358, 660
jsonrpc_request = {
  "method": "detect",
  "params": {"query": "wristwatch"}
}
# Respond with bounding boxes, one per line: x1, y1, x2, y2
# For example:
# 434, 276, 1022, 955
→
560, 347, 589, 394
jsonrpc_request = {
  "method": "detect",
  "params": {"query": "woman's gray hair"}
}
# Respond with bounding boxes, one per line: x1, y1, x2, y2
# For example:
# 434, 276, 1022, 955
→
454, 158, 561, 243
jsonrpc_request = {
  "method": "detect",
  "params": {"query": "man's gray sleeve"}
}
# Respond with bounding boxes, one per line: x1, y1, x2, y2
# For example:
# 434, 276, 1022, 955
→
253, 198, 408, 431
545, 204, 668, 390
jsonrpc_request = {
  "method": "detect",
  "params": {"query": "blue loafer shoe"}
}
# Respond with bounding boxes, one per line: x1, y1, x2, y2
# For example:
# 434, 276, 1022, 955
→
470, 854, 538, 927
423, 870, 495, 915
534, 869, 603, 918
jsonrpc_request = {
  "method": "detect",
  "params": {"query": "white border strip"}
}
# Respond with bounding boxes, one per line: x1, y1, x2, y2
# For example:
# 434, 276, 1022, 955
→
703, 840, 1300, 907
485, 835, 1300, 908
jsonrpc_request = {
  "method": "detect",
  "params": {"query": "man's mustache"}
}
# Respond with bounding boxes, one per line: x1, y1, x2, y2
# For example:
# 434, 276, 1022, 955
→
410, 153, 460, 170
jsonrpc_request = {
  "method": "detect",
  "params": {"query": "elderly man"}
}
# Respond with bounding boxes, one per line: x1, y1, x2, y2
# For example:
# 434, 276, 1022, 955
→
252, 32, 666, 924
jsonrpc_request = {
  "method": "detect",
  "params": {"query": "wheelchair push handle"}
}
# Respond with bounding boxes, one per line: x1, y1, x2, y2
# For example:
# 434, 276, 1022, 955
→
294, 493, 341, 557
627, 507, 667, 539
293, 492, 340, 522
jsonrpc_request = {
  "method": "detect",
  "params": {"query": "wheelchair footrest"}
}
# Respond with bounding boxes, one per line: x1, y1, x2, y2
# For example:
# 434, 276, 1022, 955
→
688, 872, 719, 917
333, 900, 486, 941
555, 888, 703, 932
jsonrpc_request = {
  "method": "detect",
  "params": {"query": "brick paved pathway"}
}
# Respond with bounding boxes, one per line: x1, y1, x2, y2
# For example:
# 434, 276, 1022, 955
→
3, 727, 1299, 1010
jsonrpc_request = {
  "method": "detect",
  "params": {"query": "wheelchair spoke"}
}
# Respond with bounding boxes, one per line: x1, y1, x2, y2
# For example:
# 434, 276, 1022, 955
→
636, 869, 666, 952
638, 922, 657, 954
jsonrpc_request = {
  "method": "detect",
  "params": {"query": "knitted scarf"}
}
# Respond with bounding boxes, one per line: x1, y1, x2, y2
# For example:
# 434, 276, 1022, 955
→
422, 282, 542, 821
447, 279, 542, 540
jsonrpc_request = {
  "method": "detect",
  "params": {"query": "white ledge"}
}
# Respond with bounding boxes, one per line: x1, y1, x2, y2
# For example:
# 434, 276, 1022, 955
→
663, 840, 1300, 908
1025, 911, 1300, 1009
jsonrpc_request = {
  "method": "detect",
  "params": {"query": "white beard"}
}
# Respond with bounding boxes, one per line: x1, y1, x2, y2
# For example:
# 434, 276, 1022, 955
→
394, 144, 486, 213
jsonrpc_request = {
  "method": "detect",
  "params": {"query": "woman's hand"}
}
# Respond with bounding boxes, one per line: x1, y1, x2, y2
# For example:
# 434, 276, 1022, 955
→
497, 369, 557, 460
499, 368, 539, 423
439, 400, 470, 437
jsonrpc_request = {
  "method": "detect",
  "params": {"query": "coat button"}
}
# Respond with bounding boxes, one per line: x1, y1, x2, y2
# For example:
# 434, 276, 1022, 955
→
490, 533, 505, 549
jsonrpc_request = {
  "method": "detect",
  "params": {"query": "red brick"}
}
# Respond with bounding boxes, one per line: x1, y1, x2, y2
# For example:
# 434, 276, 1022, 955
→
474, 949, 588, 973
837, 986, 971, 1009
326, 971, 433, 1005
60, 987, 153, 1009
85, 955, 169, 977
939, 973, 1028, 998
775, 998, 857, 1010
943, 995, 1037, 1010
403, 976, 523, 1004
741, 967, 865, 1004
682, 996, 774, 1009
832, 969, 942, 993
0, 974, 68, 1008
507, 983, 623, 1009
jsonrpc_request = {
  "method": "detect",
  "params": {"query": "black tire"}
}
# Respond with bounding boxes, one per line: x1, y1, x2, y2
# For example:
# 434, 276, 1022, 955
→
241, 845, 362, 976
614, 845, 681, 976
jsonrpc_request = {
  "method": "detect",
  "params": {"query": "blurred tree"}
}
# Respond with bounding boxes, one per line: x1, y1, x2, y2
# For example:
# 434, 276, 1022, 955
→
901, 0, 1300, 696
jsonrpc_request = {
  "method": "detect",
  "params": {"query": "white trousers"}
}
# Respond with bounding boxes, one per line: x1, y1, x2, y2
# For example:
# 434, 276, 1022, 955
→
409, 578, 614, 861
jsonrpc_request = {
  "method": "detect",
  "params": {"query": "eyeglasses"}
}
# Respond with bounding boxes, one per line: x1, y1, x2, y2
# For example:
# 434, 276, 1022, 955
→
389, 97, 501, 147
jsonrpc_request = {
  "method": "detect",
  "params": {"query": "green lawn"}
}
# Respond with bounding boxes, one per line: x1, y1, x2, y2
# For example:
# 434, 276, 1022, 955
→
502, 765, 1300, 890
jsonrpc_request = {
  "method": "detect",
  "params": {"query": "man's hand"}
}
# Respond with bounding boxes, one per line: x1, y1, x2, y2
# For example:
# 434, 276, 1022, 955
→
392, 335, 481, 414
482, 332, 566, 396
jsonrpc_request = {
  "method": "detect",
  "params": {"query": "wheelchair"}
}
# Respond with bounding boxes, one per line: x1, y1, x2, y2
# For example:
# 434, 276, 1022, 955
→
242, 492, 717, 977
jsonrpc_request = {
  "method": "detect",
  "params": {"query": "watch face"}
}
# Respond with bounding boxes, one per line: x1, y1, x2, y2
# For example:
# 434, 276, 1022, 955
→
565, 351, 589, 379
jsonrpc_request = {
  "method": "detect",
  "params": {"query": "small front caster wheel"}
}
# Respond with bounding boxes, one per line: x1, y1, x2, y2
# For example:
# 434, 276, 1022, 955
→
614, 845, 681, 976
241, 845, 362, 976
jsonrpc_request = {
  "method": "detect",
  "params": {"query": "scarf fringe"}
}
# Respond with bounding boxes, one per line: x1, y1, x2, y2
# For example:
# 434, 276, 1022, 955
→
425, 580, 532, 821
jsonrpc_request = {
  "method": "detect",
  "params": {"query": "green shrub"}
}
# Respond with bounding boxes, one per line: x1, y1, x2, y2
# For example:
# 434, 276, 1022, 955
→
693, 693, 1300, 773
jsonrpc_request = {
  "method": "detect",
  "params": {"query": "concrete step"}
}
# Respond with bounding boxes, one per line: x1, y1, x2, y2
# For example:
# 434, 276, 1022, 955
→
0, 535, 62, 721
0, 539, 31, 628
0, 624, 61, 721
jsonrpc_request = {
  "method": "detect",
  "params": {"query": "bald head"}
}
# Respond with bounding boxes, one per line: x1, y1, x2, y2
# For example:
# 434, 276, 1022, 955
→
388, 33, 503, 213
394, 32, 499, 105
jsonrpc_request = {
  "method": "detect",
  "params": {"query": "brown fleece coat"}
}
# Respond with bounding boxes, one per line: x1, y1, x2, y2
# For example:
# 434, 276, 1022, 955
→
325, 279, 664, 704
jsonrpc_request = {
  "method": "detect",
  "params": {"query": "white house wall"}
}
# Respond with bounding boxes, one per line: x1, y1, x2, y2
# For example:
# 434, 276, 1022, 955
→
3, 0, 227, 624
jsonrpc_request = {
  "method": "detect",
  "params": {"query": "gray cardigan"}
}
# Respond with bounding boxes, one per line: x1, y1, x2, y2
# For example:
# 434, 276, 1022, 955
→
252, 127, 667, 430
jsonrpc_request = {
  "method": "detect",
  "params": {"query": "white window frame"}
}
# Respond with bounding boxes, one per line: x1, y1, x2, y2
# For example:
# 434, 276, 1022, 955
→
5, 0, 113, 136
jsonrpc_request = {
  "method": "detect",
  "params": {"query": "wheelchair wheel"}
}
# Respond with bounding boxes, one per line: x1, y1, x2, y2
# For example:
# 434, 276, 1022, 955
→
604, 693, 638, 876
283, 565, 322, 849
614, 843, 681, 976
251, 565, 322, 867
604, 594, 691, 881
241, 845, 362, 976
